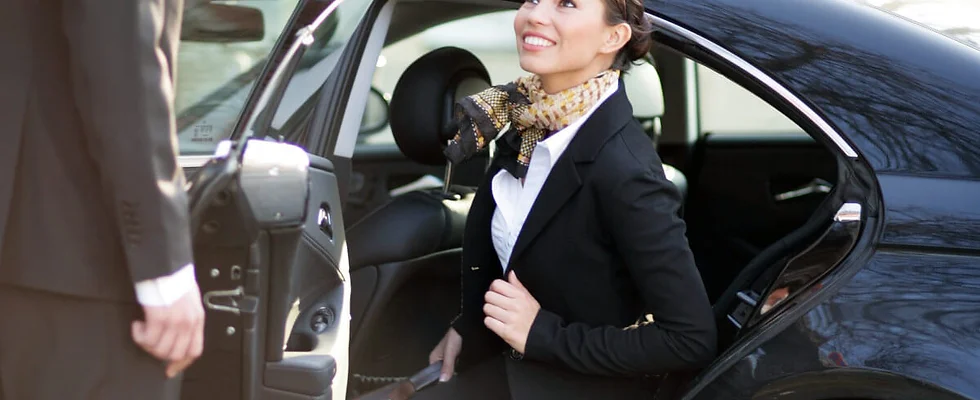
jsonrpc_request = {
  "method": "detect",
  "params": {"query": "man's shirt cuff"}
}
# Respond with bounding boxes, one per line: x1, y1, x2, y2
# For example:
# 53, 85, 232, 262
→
134, 264, 197, 306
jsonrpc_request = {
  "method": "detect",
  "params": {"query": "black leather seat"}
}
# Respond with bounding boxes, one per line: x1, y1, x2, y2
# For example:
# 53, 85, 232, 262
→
346, 47, 492, 384
347, 45, 490, 279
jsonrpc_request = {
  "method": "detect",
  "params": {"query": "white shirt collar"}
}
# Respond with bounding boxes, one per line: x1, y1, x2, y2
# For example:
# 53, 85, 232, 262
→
535, 79, 620, 169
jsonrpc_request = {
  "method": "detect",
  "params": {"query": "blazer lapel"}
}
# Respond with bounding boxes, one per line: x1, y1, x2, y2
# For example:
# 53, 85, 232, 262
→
505, 83, 634, 272
506, 155, 581, 272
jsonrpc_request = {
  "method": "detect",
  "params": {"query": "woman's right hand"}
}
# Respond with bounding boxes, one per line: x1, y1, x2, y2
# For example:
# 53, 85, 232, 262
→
429, 328, 463, 382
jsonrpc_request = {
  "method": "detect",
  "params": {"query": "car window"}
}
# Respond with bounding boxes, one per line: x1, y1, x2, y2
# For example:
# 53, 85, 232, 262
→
176, 0, 301, 156
697, 65, 804, 136
262, 0, 374, 149
359, 10, 525, 146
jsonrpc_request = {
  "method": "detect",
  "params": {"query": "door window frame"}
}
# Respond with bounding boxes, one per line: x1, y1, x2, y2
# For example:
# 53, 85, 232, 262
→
651, 15, 858, 159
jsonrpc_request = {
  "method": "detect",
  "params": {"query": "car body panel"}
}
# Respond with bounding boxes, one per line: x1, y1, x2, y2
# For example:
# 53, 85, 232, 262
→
878, 173, 980, 252
691, 250, 980, 399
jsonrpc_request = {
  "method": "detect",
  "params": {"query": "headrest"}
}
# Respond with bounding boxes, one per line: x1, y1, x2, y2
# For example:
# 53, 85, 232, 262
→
623, 61, 664, 119
389, 47, 492, 166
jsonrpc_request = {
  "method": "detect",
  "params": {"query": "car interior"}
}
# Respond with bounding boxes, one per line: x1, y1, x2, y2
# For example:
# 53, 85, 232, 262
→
339, 0, 848, 397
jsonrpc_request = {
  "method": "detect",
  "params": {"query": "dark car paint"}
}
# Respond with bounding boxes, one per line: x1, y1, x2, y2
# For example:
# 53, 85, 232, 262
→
695, 250, 980, 399
645, 0, 980, 398
878, 173, 980, 253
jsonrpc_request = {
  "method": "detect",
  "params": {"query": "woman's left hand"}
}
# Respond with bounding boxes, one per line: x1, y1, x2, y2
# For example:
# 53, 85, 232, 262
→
483, 271, 541, 354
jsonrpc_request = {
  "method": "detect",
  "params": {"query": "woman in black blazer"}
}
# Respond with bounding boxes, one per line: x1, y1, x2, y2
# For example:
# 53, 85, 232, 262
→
420, 0, 717, 397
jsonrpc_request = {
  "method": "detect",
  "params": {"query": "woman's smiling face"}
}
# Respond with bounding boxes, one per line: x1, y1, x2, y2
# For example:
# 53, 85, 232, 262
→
513, 0, 629, 93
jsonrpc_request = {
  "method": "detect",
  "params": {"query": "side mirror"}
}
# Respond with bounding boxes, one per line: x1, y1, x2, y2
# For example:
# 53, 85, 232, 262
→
181, 3, 265, 43
360, 87, 390, 134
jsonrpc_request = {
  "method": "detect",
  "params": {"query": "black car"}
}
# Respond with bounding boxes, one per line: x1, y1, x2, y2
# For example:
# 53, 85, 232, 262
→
175, 0, 980, 399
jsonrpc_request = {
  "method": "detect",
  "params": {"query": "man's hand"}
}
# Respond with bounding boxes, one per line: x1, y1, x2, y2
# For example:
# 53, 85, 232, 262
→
483, 271, 540, 354
131, 287, 205, 378
429, 328, 463, 382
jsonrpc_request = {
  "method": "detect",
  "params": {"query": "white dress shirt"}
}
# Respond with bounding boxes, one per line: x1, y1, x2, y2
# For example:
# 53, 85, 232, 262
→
134, 263, 198, 306
491, 81, 619, 272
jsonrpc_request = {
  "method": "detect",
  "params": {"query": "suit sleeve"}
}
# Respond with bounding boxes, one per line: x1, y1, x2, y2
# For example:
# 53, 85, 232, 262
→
523, 161, 717, 376
60, 0, 194, 283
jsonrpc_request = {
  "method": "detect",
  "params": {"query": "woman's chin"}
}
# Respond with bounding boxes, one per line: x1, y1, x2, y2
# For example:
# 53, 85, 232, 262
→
518, 57, 555, 76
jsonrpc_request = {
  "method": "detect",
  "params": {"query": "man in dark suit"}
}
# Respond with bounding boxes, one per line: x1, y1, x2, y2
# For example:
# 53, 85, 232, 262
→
0, 0, 204, 398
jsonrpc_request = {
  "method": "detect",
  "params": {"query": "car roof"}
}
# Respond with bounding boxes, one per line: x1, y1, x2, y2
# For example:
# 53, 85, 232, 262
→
648, 0, 980, 178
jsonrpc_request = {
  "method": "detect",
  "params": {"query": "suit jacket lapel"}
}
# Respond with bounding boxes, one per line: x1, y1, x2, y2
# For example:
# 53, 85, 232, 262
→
505, 83, 634, 272
506, 155, 581, 272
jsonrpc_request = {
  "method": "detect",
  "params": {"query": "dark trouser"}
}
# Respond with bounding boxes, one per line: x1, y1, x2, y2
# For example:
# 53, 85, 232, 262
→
0, 284, 181, 400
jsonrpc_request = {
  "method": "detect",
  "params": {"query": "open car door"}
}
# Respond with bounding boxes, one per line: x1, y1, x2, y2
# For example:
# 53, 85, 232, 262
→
180, 2, 351, 399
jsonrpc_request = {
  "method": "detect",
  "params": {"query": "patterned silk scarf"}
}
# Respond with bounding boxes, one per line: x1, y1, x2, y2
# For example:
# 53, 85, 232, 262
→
444, 69, 620, 179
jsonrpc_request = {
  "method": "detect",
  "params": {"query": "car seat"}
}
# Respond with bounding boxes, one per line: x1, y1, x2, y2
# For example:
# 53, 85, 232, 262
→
346, 47, 492, 386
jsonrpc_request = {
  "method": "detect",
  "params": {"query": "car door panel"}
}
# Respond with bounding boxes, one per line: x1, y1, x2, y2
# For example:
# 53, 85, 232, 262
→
265, 155, 350, 398
178, 0, 357, 396
686, 133, 837, 301
181, 148, 350, 400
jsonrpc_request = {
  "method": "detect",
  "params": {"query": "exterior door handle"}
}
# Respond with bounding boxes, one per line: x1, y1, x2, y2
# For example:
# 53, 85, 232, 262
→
774, 178, 832, 202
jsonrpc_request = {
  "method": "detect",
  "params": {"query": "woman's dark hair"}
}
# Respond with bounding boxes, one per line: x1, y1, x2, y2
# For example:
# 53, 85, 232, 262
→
603, 0, 653, 71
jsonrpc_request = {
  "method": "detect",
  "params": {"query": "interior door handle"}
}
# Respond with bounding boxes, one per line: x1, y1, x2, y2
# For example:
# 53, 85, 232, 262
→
774, 178, 832, 202
317, 203, 334, 241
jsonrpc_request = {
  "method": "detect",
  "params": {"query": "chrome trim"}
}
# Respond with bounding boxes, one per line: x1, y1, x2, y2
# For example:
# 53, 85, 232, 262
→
726, 314, 742, 330
774, 178, 833, 202
834, 202, 863, 222
735, 291, 758, 307
648, 14, 859, 159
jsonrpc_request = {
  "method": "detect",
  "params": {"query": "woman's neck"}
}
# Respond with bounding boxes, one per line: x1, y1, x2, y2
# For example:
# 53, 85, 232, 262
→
538, 63, 612, 94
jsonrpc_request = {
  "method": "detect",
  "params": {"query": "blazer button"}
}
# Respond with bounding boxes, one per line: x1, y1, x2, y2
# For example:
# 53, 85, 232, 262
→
508, 348, 523, 361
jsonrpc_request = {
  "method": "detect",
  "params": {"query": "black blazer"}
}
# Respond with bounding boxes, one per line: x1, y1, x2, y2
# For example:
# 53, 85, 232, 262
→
0, 0, 192, 301
450, 84, 717, 399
